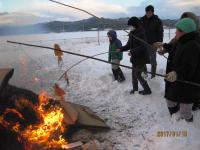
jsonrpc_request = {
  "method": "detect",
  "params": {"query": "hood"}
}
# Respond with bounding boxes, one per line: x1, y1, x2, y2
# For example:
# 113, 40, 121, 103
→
107, 30, 117, 40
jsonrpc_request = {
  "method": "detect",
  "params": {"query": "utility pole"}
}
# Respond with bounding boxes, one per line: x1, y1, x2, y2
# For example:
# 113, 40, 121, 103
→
97, 23, 100, 45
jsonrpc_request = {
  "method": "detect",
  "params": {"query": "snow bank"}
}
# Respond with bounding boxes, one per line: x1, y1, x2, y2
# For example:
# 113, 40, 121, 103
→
0, 29, 200, 150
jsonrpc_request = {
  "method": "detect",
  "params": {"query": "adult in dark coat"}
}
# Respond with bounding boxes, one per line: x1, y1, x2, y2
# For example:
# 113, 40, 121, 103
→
140, 5, 164, 78
156, 12, 200, 111
164, 18, 200, 122
119, 17, 151, 95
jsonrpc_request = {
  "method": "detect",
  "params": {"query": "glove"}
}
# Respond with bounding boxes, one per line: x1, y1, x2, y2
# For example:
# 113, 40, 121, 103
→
157, 48, 166, 55
116, 49, 121, 53
165, 71, 177, 82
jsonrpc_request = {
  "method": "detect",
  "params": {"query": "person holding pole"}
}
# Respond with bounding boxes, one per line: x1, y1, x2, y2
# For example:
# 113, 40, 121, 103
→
155, 12, 200, 115
118, 17, 151, 95
107, 30, 126, 82
163, 18, 200, 122
140, 5, 164, 79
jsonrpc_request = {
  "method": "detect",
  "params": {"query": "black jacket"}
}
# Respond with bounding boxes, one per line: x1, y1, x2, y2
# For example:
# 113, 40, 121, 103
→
121, 26, 150, 66
167, 32, 200, 103
163, 39, 177, 99
140, 15, 163, 44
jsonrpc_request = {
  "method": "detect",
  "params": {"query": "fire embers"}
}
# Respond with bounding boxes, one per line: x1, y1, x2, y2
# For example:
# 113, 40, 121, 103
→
0, 124, 29, 150
0, 108, 31, 150
22, 90, 67, 149
0, 89, 67, 150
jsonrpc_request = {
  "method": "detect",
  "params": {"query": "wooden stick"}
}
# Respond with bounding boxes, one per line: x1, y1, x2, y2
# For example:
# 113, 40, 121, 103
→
62, 141, 83, 149
7, 40, 200, 88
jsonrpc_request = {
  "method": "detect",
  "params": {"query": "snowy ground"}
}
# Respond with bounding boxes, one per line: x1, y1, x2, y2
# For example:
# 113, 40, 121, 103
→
0, 30, 200, 150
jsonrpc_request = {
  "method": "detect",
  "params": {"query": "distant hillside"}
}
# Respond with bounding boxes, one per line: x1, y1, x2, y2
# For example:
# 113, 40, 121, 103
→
0, 17, 179, 36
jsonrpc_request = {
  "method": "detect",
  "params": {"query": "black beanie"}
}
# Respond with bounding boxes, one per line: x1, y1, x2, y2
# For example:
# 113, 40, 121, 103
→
127, 17, 140, 27
145, 5, 154, 12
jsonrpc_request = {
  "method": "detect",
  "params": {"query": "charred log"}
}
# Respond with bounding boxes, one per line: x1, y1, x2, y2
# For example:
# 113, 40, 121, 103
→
0, 124, 27, 150
1, 84, 39, 105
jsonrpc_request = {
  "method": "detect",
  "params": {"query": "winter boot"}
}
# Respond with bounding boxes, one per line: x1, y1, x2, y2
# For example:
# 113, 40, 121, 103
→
151, 65, 157, 79
139, 81, 152, 95
112, 69, 118, 81
130, 88, 138, 94
116, 68, 125, 82
168, 104, 180, 116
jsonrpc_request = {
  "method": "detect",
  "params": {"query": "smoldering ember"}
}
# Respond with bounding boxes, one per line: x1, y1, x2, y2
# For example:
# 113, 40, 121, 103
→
0, 68, 110, 150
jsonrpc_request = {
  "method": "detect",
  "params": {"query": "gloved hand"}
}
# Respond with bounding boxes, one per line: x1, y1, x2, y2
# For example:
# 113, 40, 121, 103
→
116, 49, 121, 53
165, 71, 177, 82
157, 48, 166, 55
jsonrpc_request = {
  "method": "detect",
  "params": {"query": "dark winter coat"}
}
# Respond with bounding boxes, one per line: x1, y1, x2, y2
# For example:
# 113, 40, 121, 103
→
163, 39, 178, 99
108, 30, 123, 61
140, 15, 164, 44
167, 32, 200, 103
121, 26, 150, 66
164, 31, 200, 100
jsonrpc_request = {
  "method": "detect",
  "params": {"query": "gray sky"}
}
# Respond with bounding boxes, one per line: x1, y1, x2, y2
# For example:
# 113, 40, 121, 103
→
0, 0, 199, 25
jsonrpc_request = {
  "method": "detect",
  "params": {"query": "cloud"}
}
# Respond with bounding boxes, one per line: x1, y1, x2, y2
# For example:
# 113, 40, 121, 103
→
0, 0, 127, 25
0, 12, 50, 26
127, 0, 200, 19
0, 12, 9, 16
191, 6, 200, 15
27, 0, 127, 20
0, 0, 200, 26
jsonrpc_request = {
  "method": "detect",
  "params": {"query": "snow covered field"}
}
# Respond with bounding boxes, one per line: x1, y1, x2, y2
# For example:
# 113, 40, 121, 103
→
0, 29, 200, 150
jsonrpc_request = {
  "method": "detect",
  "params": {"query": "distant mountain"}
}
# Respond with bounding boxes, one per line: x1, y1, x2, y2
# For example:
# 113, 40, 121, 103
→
0, 17, 179, 36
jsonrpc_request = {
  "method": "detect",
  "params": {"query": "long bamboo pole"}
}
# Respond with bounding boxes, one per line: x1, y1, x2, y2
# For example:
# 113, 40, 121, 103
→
7, 40, 165, 78
7, 40, 200, 88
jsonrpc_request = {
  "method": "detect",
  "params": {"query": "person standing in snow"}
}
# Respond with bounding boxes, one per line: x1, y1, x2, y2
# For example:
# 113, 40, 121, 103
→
118, 17, 151, 95
140, 5, 164, 79
164, 18, 200, 122
107, 30, 125, 82
156, 12, 200, 112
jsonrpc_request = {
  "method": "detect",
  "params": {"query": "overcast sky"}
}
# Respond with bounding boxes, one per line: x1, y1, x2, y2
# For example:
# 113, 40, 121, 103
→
0, 0, 200, 25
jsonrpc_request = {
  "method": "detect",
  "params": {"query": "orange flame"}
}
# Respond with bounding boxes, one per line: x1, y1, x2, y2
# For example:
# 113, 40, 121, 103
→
22, 90, 67, 149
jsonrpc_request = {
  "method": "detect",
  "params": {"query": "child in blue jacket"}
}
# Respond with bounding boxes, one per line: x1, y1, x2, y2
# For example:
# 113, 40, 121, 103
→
107, 30, 125, 82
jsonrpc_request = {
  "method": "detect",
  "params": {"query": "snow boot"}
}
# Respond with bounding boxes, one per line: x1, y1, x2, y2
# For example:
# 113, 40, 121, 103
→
168, 104, 180, 116
112, 69, 118, 81
130, 88, 138, 94
139, 81, 152, 95
116, 68, 125, 82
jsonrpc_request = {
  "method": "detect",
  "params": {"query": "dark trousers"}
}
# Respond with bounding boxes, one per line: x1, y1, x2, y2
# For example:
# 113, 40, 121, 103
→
144, 46, 157, 77
132, 65, 146, 90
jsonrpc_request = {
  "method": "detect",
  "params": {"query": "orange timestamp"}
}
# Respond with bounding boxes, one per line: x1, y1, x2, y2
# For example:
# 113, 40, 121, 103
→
157, 131, 187, 137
